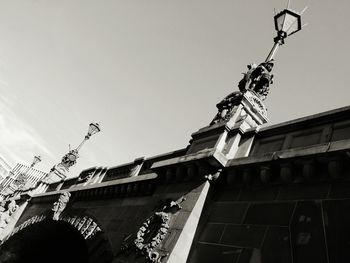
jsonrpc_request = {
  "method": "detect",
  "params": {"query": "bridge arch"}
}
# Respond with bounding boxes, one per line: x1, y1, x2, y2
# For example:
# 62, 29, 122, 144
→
0, 214, 113, 263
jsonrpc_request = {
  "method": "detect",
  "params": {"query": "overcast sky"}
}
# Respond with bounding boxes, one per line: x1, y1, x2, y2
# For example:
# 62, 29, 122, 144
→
0, 0, 348, 177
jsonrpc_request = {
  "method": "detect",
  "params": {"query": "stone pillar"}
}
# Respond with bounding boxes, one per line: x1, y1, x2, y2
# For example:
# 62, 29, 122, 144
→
43, 164, 68, 184
187, 91, 268, 163
0, 198, 30, 241
166, 181, 210, 263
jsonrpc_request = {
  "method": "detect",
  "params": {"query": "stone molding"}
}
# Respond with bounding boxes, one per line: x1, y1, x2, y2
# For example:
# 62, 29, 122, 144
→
119, 197, 186, 263
52, 192, 71, 220
225, 152, 348, 186
3, 214, 102, 244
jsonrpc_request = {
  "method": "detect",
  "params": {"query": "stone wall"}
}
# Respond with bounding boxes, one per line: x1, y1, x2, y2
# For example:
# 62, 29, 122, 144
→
12, 175, 207, 263
188, 177, 350, 263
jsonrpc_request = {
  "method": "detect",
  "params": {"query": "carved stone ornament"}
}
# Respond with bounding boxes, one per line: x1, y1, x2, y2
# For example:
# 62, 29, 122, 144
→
52, 192, 71, 220
11, 173, 27, 190
210, 91, 243, 125
77, 171, 94, 183
120, 197, 186, 262
204, 169, 222, 182
0, 200, 19, 230
61, 149, 79, 169
211, 60, 272, 126
243, 90, 268, 119
62, 216, 101, 239
4, 214, 101, 244
134, 211, 170, 262
5, 214, 46, 242
238, 61, 274, 101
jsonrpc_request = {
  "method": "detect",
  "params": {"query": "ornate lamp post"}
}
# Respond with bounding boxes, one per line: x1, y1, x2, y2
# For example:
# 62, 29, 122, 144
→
233, 5, 306, 101
62, 123, 101, 167
210, 5, 306, 125
45, 123, 101, 183
265, 7, 305, 62
30, 155, 42, 168
12, 155, 42, 189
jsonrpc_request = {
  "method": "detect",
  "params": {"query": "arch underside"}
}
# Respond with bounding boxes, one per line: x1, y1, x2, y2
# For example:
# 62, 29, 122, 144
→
0, 216, 113, 263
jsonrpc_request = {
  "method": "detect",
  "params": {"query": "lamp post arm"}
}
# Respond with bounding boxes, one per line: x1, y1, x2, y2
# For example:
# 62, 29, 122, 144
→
265, 41, 280, 62
75, 135, 90, 152
265, 30, 287, 62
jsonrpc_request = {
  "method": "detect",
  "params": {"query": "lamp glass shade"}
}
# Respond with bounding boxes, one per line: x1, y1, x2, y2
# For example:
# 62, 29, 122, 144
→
32, 155, 41, 166
274, 9, 301, 36
88, 123, 101, 136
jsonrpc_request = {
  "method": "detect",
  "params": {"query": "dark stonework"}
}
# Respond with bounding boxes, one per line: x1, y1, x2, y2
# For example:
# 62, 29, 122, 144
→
290, 201, 327, 263
261, 227, 292, 263
323, 200, 350, 263
238, 186, 279, 202
328, 182, 350, 199
198, 223, 225, 243
208, 203, 249, 224
220, 225, 266, 248
243, 202, 295, 226
188, 243, 241, 263
277, 183, 330, 200
212, 187, 241, 202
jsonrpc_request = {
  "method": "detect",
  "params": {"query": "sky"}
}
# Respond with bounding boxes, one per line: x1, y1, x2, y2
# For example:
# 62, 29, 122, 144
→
0, 0, 348, 177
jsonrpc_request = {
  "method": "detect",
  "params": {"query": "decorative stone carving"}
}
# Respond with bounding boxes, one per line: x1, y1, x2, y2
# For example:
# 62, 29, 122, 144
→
210, 60, 272, 126
120, 197, 186, 262
242, 169, 253, 184
210, 92, 242, 125
52, 192, 71, 220
302, 160, 315, 181
204, 169, 222, 182
161, 196, 186, 212
134, 211, 170, 262
260, 166, 272, 184
6, 214, 101, 243
6, 214, 46, 241
280, 163, 293, 183
328, 157, 343, 179
62, 215, 101, 239
44, 149, 80, 182
0, 200, 19, 230
243, 90, 268, 120
77, 171, 94, 183
61, 149, 79, 169
238, 61, 274, 100
11, 173, 27, 190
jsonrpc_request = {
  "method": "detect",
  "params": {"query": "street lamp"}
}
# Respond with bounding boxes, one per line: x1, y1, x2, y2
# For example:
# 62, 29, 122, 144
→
265, 7, 306, 62
234, 4, 306, 103
31, 155, 42, 168
11, 155, 42, 191
60, 123, 101, 170
75, 123, 101, 152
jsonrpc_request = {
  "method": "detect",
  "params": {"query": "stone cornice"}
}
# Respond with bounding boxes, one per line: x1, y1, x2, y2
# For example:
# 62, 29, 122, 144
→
30, 173, 158, 203
227, 139, 350, 167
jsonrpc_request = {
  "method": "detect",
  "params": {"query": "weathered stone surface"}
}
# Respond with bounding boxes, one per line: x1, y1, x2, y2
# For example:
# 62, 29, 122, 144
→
220, 224, 266, 248
188, 242, 241, 263
290, 201, 327, 263
243, 202, 295, 226
238, 186, 279, 201
323, 199, 350, 263
328, 182, 350, 198
212, 188, 241, 202
277, 183, 330, 200
198, 223, 225, 243
208, 203, 249, 224
261, 227, 292, 263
